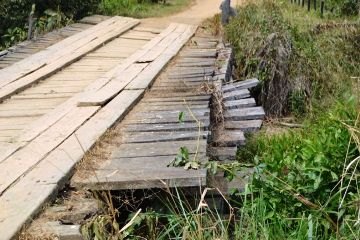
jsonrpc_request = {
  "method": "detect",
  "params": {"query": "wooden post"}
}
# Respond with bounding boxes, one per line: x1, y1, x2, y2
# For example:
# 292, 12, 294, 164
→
314, 0, 317, 10
27, 4, 36, 40
320, 0, 324, 16
308, 0, 311, 11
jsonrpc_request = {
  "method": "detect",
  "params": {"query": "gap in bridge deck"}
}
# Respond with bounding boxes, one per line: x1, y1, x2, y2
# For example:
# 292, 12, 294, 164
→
0, 28, 160, 144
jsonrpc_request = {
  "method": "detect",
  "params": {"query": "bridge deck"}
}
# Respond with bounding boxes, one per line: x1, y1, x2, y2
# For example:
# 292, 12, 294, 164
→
0, 15, 264, 239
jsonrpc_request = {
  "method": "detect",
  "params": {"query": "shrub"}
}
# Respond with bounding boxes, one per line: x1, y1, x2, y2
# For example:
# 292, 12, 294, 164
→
0, 0, 100, 44
237, 97, 360, 238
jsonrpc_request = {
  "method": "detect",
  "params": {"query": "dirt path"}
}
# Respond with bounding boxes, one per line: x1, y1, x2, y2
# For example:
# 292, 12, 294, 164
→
142, 0, 242, 28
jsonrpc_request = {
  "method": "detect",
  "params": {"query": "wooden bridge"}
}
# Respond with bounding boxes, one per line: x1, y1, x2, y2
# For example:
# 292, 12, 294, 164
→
0, 15, 264, 239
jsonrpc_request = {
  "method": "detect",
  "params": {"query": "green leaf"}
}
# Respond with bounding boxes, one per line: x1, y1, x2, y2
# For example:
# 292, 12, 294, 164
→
178, 111, 185, 123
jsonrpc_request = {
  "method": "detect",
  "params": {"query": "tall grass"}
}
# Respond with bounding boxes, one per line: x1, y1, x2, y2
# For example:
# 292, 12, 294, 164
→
225, 0, 359, 117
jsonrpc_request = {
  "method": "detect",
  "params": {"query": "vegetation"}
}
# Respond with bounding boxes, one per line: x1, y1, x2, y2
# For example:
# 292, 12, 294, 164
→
225, 0, 359, 116
99, 0, 192, 18
0, 0, 192, 49
0, 0, 100, 49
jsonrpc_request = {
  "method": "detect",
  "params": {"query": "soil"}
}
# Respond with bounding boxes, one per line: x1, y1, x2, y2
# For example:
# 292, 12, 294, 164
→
141, 0, 242, 28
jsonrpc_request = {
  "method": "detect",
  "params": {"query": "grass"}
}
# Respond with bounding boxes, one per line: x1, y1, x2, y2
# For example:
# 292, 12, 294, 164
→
225, 0, 359, 117
99, 0, 193, 18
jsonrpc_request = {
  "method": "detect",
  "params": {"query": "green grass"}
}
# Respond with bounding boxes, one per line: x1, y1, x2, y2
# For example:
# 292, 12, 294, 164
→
99, 0, 193, 18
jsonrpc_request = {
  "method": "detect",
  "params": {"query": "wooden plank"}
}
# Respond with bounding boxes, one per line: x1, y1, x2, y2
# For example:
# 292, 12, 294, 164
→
75, 24, 179, 104
208, 146, 237, 161
78, 23, 191, 105
27, 222, 82, 240
224, 120, 263, 132
75, 90, 144, 151
110, 140, 207, 158
123, 130, 209, 143
213, 130, 246, 147
224, 107, 265, 121
136, 24, 187, 63
0, 17, 128, 86
126, 25, 197, 90
73, 167, 207, 190
0, 18, 140, 102
131, 109, 209, 118
124, 115, 209, 124
123, 121, 209, 132
143, 95, 211, 102
0, 106, 99, 193
0, 90, 144, 238
222, 78, 260, 92
78, 63, 148, 106
224, 98, 256, 109
222, 89, 250, 101
0, 134, 84, 240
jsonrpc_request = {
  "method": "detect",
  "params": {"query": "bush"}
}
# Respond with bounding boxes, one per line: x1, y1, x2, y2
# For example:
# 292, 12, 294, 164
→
237, 98, 360, 238
0, 0, 100, 41
225, 0, 359, 117
327, 0, 359, 16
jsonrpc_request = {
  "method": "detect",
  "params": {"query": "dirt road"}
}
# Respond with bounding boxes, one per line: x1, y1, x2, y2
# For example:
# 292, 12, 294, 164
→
142, 0, 241, 28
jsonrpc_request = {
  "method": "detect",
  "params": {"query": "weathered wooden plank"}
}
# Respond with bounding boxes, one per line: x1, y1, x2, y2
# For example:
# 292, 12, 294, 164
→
136, 100, 209, 107
0, 134, 84, 240
123, 121, 209, 132
75, 90, 144, 151
142, 95, 211, 102
126, 25, 197, 90
78, 63, 148, 106
0, 106, 99, 193
222, 78, 260, 92
73, 167, 207, 190
213, 130, 246, 147
0, 18, 140, 102
124, 115, 209, 124
110, 140, 207, 158
136, 24, 187, 63
72, 155, 208, 190
131, 109, 209, 118
224, 107, 265, 121
27, 222, 82, 240
208, 146, 237, 161
224, 119, 263, 132
75, 24, 179, 105
224, 98, 256, 109
123, 130, 209, 143
180, 49, 217, 58
222, 89, 251, 101
0, 17, 129, 87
